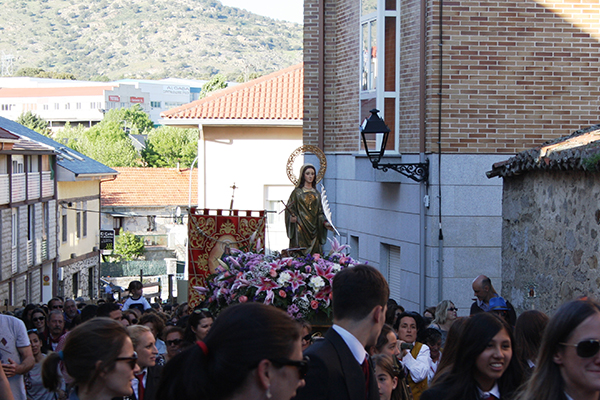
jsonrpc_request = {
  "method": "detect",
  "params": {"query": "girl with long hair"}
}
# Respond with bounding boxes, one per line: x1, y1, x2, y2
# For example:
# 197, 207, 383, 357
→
422, 313, 522, 400
517, 299, 600, 400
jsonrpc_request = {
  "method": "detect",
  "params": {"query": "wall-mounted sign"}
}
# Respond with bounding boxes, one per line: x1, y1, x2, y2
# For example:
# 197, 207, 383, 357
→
163, 85, 190, 95
100, 230, 115, 250
43, 275, 50, 286
108, 95, 120, 102
130, 97, 144, 103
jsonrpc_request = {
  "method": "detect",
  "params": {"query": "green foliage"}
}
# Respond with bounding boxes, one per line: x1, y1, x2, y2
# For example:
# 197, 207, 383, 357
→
14, 67, 76, 80
114, 231, 145, 261
16, 111, 51, 136
142, 127, 198, 168
199, 74, 228, 99
102, 104, 154, 133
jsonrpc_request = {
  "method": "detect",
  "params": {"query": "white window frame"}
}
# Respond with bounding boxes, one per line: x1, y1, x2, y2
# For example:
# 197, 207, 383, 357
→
358, 0, 402, 155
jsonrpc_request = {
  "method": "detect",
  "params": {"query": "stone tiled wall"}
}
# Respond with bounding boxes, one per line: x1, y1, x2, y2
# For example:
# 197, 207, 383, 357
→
501, 170, 600, 314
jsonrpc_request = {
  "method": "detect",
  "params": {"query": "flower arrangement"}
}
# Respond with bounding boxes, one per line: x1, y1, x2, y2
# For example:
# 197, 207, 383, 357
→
200, 238, 356, 321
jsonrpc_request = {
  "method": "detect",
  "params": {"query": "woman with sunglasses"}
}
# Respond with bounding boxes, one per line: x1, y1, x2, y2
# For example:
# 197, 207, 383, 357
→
163, 327, 185, 362
42, 318, 140, 400
429, 300, 458, 348
421, 313, 522, 400
157, 302, 307, 400
517, 299, 600, 400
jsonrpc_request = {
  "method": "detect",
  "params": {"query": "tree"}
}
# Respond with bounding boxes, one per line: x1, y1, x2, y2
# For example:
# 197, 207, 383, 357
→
114, 231, 145, 261
16, 111, 51, 136
53, 114, 140, 167
199, 74, 228, 99
142, 126, 198, 168
14, 67, 76, 80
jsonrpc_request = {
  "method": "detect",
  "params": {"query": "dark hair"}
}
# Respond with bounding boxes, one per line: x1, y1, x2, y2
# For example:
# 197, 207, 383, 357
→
164, 326, 185, 338
184, 309, 214, 343
374, 324, 396, 354
332, 264, 389, 321
421, 327, 442, 348
42, 318, 130, 391
156, 303, 301, 400
517, 299, 600, 400
372, 354, 402, 400
297, 164, 317, 188
48, 297, 63, 308
97, 302, 121, 318
385, 299, 399, 326
22, 303, 39, 329
394, 311, 426, 341
514, 310, 549, 373
139, 313, 166, 339
80, 304, 98, 322
28, 329, 45, 353
433, 316, 468, 383
428, 313, 522, 400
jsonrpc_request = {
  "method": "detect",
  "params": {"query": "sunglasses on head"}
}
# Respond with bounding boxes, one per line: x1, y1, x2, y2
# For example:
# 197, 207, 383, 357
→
115, 352, 138, 369
32, 316, 45, 322
194, 308, 210, 314
269, 356, 310, 379
27, 329, 38, 334
560, 340, 600, 358
166, 339, 183, 346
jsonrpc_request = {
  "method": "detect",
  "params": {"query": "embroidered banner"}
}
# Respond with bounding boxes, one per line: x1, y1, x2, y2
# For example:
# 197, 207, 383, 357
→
188, 208, 266, 309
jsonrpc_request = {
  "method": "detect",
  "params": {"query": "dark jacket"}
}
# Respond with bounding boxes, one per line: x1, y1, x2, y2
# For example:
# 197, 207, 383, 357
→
293, 328, 379, 400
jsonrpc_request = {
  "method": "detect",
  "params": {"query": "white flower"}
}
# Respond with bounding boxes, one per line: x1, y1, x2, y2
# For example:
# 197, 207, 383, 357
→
309, 276, 325, 291
278, 271, 292, 286
331, 263, 342, 273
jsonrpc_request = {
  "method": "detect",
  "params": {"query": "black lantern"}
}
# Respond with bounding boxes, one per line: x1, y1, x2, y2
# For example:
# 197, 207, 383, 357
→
360, 109, 429, 183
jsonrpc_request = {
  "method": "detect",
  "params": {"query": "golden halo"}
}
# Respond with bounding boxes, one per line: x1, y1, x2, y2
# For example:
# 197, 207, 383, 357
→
286, 145, 327, 186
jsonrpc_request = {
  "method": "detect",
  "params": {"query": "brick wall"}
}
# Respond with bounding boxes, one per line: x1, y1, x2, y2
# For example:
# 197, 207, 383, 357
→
305, 0, 600, 155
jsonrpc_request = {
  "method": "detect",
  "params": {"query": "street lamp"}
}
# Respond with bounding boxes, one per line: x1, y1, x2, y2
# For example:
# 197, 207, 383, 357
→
360, 109, 429, 183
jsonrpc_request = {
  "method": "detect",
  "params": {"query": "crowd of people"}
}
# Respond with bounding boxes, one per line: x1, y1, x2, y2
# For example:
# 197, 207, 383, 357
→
1, 273, 600, 400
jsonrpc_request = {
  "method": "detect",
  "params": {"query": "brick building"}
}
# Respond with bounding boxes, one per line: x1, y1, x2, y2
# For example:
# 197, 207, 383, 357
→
304, 0, 600, 311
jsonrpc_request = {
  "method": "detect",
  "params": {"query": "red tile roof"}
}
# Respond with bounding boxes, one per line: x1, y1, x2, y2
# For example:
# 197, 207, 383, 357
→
101, 167, 199, 207
161, 63, 303, 120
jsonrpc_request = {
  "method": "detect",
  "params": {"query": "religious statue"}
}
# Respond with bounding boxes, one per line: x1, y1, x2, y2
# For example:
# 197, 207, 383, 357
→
285, 164, 332, 255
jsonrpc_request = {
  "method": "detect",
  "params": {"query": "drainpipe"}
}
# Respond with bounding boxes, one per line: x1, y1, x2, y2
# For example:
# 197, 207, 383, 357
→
419, 0, 427, 311
318, 0, 325, 150
196, 124, 206, 209
436, 0, 444, 301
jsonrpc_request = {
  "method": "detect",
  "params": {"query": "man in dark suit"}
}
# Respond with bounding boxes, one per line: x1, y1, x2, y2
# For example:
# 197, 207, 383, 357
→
294, 264, 389, 400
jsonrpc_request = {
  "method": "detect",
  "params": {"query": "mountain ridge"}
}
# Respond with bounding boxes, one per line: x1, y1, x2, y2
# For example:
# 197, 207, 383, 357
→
0, 0, 303, 81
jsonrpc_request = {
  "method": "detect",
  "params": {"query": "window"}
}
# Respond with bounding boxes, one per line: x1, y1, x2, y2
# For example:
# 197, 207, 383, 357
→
54, 103, 59, 110
82, 201, 87, 237
42, 202, 49, 240
88, 267, 95, 298
72, 272, 79, 298
43, 104, 49, 110
113, 217, 123, 235
76, 203, 81, 239
65, 103, 70, 110
360, 0, 400, 152
147, 215, 156, 232
151, 101, 161, 108
27, 156, 39, 173
11, 208, 17, 248
76, 102, 81, 109
28, 205, 34, 241
41, 155, 50, 171
62, 207, 68, 242
12, 155, 24, 173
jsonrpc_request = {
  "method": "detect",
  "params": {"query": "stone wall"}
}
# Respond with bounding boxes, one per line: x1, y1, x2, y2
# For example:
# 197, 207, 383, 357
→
501, 170, 600, 315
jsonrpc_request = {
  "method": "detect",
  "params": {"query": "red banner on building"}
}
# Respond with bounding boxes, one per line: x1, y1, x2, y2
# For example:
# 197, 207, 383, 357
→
108, 95, 120, 102
187, 208, 266, 309
130, 97, 144, 103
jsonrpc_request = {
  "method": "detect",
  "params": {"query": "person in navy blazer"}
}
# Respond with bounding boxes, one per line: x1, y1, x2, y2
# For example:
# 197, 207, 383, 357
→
294, 264, 390, 400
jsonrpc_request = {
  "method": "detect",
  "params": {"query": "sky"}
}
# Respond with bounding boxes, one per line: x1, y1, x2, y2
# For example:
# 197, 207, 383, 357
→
219, 0, 304, 24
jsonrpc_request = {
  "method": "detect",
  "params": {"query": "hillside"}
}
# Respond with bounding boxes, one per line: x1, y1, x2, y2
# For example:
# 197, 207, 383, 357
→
0, 0, 303, 81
